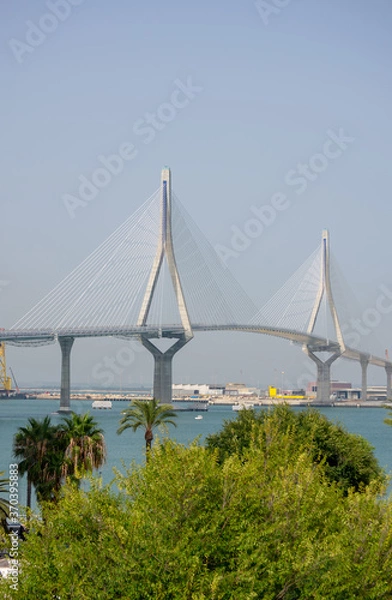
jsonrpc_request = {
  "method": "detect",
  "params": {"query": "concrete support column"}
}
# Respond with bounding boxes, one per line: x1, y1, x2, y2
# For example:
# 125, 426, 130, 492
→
59, 336, 74, 412
360, 357, 369, 401
386, 365, 392, 401
306, 349, 341, 403
141, 335, 190, 404
153, 353, 173, 405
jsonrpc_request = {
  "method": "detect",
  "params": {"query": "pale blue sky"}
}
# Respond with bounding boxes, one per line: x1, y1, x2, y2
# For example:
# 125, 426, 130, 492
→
1, 0, 392, 389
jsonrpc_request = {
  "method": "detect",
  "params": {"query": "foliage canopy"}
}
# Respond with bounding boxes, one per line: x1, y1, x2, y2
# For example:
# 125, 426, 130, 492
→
4, 416, 392, 599
3, 406, 391, 599
13, 413, 105, 507
206, 405, 385, 493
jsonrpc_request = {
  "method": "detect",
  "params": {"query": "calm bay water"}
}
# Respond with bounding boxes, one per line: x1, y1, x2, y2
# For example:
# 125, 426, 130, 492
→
1, 399, 392, 508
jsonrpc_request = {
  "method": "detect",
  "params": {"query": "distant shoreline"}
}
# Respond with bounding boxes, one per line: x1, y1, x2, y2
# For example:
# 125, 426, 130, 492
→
10, 393, 392, 409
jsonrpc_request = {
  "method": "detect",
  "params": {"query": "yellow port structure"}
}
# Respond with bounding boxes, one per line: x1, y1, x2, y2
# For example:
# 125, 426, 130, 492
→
0, 342, 12, 392
268, 385, 306, 400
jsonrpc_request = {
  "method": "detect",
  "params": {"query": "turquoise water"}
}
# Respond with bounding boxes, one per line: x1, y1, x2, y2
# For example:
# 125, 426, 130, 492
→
1, 399, 392, 507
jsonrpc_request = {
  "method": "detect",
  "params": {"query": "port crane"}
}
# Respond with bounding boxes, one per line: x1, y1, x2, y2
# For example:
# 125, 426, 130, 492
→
0, 341, 12, 393
9, 367, 19, 393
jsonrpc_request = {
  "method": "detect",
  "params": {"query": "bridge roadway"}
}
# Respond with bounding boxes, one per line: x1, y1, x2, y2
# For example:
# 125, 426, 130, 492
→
1, 323, 391, 369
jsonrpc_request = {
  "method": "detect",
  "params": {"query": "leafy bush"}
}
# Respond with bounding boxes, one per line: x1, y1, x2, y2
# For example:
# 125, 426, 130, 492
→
4, 432, 392, 599
206, 405, 385, 493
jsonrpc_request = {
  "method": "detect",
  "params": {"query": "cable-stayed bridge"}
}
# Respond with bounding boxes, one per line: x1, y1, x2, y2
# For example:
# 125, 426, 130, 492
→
1, 167, 391, 409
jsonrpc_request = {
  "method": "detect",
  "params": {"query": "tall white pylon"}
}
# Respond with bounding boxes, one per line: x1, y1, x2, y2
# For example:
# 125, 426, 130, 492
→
304, 230, 345, 403
306, 230, 345, 350
137, 167, 193, 337
138, 167, 193, 403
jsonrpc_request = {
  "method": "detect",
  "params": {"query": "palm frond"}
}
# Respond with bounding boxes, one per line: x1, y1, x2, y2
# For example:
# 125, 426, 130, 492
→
117, 398, 178, 450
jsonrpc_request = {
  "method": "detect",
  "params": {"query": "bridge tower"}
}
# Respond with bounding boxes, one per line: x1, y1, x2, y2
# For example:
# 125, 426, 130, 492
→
304, 230, 345, 403
137, 167, 193, 403
384, 350, 392, 400
59, 336, 74, 412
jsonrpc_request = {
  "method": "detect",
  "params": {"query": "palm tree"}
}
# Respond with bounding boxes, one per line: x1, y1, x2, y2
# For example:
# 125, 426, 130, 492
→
0, 471, 10, 532
117, 398, 177, 452
13, 416, 60, 509
35, 447, 65, 504
58, 413, 106, 484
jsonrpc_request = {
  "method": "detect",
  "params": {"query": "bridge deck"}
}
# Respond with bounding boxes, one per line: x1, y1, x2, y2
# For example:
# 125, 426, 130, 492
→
1, 324, 390, 369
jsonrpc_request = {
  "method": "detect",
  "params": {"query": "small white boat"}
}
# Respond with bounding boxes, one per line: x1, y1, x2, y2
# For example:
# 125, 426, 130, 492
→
194, 415, 203, 420
92, 400, 112, 409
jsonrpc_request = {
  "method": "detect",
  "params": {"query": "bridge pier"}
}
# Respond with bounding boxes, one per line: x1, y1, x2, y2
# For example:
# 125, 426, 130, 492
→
141, 335, 190, 404
59, 336, 74, 412
386, 365, 392, 401
360, 356, 369, 401
306, 349, 341, 403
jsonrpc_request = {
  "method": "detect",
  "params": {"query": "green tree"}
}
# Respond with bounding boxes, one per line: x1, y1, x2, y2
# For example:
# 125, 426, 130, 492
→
295, 407, 384, 492
6, 438, 392, 600
206, 404, 384, 493
0, 471, 10, 532
117, 398, 177, 452
13, 416, 61, 508
59, 413, 106, 484
35, 445, 66, 504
